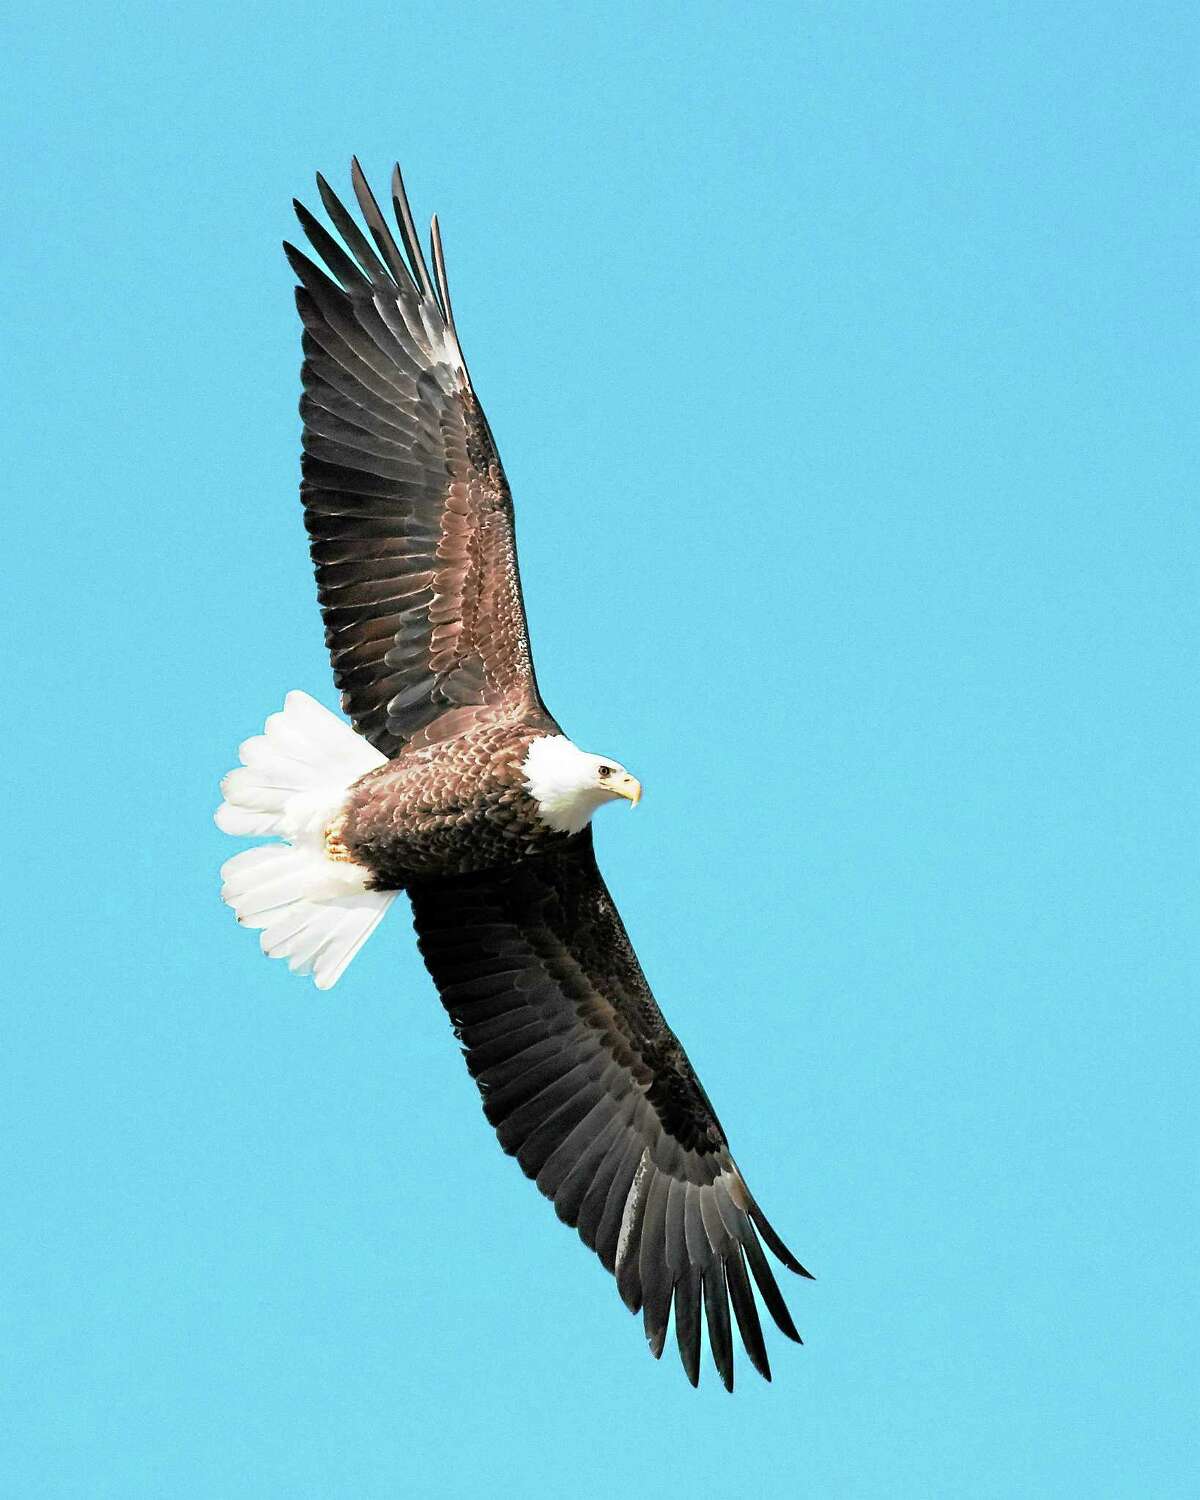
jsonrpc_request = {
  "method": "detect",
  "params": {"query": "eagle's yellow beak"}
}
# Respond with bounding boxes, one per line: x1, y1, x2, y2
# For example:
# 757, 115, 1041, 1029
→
611, 773, 642, 807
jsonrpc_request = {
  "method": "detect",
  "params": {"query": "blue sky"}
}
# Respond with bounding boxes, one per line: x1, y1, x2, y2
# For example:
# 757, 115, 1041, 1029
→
3, 2, 1196, 1495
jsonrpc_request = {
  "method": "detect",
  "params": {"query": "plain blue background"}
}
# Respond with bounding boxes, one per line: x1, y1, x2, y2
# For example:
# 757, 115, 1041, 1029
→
4, 3, 1195, 1495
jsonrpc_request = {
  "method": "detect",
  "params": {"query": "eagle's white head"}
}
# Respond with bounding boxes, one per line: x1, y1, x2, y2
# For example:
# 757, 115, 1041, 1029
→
522, 735, 643, 835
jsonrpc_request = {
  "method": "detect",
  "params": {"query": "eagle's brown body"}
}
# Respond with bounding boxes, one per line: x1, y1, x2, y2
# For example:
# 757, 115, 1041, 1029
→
216, 160, 810, 1392
336, 714, 567, 885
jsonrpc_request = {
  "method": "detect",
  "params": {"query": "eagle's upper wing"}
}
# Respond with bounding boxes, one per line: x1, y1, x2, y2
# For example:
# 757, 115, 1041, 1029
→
284, 162, 548, 758
408, 834, 811, 1389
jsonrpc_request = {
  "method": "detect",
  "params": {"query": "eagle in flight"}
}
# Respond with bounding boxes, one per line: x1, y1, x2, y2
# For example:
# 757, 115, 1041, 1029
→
216, 160, 811, 1389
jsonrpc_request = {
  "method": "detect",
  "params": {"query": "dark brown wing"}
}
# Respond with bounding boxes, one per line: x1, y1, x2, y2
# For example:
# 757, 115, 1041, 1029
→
284, 161, 549, 758
408, 834, 812, 1390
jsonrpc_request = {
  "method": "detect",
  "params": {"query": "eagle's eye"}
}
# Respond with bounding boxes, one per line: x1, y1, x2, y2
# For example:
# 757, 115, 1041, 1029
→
598, 766, 612, 779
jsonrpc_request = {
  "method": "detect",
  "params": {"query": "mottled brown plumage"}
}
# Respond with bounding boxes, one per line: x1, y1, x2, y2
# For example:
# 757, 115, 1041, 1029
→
222, 160, 812, 1389
336, 720, 570, 883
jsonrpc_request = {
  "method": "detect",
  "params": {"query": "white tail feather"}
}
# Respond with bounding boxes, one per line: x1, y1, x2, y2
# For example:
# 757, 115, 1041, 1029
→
216, 691, 397, 989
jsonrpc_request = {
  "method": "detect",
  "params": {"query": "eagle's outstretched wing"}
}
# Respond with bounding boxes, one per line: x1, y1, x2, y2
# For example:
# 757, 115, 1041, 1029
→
285, 162, 549, 758
408, 834, 811, 1389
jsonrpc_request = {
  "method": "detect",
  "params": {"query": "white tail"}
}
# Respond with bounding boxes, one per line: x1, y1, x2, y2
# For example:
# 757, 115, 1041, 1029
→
216, 691, 398, 990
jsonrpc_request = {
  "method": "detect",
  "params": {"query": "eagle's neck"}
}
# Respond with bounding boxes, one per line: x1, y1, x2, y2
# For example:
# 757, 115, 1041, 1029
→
522, 735, 608, 836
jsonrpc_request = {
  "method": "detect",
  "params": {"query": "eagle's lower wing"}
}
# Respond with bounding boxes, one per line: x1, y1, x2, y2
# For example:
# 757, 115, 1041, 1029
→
408, 835, 811, 1389
284, 162, 547, 757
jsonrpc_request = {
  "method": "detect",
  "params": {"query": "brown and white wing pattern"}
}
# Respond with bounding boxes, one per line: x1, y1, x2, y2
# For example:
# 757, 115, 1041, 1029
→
408, 834, 811, 1389
284, 162, 548, 758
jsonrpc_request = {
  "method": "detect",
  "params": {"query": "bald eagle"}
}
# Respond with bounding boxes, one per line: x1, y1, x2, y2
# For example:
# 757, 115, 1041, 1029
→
216, 161, 811, 1389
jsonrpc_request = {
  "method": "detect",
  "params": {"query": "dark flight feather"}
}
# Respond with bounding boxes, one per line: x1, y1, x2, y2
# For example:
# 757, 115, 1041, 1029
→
351, 156, 417, 296
703, 1264, 735, 1392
